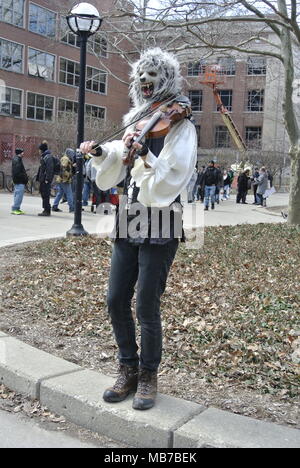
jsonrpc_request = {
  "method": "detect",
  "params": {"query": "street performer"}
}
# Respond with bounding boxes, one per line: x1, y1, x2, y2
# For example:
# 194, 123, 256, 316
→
80, 48, 197, 410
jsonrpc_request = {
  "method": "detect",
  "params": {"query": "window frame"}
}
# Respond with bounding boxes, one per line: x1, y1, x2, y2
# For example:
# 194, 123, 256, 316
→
59, 56, 80, 88
86, 65, 107, 95
0, 84, 23, 118
0, 0, 25, 28
188, 90, 203, 112
247, 89, 264, 112
245, 126, 262, 148
187, 61, 205, 77
215, 89, 233, 112
0, 36, 24, 74
215, 125, 231, 148
247, 56, 266, 75
217, 57, 236, 76
28, 2, 57, 38
26, 91, 55, 122
28, 46, 56, 82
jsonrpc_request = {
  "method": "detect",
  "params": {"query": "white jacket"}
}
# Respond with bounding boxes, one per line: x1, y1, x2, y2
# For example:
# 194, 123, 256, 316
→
92, 119, 198, 208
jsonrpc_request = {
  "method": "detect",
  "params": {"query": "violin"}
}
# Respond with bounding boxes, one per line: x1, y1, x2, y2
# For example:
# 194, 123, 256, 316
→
122, 101, 190, 166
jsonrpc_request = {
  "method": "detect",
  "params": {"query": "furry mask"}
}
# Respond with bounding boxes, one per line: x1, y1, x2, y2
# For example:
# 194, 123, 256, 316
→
123, 48, 183, 126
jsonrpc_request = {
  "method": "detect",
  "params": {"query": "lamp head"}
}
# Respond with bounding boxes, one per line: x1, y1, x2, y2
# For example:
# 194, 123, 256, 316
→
67, 3, 102, 36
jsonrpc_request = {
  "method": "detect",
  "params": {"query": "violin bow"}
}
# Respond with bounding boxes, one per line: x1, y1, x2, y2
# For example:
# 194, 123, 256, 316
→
91, 95, 178, 152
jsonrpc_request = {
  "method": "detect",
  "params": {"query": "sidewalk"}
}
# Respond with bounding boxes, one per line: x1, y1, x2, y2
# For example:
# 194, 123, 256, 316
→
0, 192, 288, 248
1, 190, 299, 448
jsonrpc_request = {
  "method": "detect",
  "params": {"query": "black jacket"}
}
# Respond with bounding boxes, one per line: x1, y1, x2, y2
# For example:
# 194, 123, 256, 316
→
12, 155, 28, 185
37, 150, 54, 183
238, 172, 250, 191
203, 166, 220, 186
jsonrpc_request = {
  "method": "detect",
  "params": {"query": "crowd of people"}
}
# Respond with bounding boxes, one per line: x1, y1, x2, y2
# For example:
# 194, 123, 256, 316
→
10, 142, 274, 217
186, 160, 274, 210
10, 141, 115, 216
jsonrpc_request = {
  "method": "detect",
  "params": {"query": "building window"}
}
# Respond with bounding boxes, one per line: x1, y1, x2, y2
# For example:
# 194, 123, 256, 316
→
28, 48, 55, 81
187, 61, 205, 77
189, 90, 202, 112
59, 58, 80, 87
88, 35, 108, 57
217, 90, 233, 112
245, 126, 262, 148
27, 92, 54, 121
217, 57, 236, 75
215, 126, 231, 148
0, 0, 25, 27
0, 85, 22, 117
58, 98, 78, 118
247, 89, 264, 112
29, 3, 56, 38
247, 56, 266, 75
86, 104, 106, 125
0, 38, 23, 73
86, 66, 107, 94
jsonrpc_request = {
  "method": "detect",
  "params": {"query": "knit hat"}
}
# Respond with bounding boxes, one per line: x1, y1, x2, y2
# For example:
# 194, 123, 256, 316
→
15, 148, 24, 155
39, 141, 48, 152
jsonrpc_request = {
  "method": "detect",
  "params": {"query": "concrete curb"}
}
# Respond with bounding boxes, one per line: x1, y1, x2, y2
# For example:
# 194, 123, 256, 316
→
0, 332, 299, 448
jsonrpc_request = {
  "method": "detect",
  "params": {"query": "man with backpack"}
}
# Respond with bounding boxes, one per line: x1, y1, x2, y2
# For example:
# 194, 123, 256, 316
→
203, 160, 220, 210
37, 141, 55, 216
52, 148, 74, 213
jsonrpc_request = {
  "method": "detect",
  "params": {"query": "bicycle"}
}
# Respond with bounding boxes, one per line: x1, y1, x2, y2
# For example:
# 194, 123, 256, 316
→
5, 173, 33, 194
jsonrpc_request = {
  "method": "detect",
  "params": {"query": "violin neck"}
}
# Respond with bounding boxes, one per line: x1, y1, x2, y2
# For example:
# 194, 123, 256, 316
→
135, 111, 164, 144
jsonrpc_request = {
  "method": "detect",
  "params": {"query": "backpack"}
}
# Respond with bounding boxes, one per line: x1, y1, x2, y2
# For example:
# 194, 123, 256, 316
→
52, 155, 61, 175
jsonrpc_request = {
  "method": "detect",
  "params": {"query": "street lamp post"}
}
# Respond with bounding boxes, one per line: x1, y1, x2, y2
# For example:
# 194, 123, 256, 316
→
66, 3, 102, 237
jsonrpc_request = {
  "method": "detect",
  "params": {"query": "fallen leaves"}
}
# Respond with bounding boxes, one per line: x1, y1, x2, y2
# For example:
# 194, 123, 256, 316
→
0, 224, 299, 413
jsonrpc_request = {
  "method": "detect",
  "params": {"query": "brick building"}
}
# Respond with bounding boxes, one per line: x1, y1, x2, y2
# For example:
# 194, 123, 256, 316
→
183, 53, 289, 160
0, 0, 130, 165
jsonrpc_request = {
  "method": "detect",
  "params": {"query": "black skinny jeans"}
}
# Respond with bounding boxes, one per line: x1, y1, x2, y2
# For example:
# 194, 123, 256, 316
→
107, 238, 178, 372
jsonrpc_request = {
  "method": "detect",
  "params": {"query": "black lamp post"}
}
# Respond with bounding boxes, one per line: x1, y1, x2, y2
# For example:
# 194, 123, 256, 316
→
66, 2, 102, 237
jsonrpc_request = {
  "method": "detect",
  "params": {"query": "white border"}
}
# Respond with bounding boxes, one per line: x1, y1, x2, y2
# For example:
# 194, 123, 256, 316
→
0, 36, 25, 74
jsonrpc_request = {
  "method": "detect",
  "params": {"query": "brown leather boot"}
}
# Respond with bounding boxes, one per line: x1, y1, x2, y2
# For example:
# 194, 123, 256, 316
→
132, 368, 157, 410
103, 364, 138, 403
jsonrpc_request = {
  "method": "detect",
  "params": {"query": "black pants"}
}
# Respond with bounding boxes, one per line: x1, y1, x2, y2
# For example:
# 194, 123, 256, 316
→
40, 181, 51, 213
107, 238, 178, 372
236, 190, 247, 203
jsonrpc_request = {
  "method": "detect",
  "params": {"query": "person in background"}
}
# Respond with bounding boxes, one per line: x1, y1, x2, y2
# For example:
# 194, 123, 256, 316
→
214, 164, 222, 204
52, 148, 74, 213
222, 169, 231, 200
11, 148, 28, 215
203, 160, 219, 210
256, 167, 269, 207
37, 141, 54, 217
187, 168, 198, 203
236, 169, 250, 204
251, 167, 260, 204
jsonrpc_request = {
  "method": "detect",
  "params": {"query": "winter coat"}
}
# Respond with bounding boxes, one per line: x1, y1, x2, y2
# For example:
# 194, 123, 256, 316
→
37, 150, 54, 184
237, 172, 250, 192
203, 166, 220, 186
56, 154, 73, 184
12, 155, 28, 185
256, 173, 269, 195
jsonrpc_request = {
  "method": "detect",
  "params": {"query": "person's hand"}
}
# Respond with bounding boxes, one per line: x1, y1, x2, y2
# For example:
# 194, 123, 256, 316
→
80, 141, 96, 155
122, 132, 143, 152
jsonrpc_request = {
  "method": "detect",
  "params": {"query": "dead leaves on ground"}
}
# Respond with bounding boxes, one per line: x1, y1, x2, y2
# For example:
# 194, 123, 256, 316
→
0, 224, 299, 399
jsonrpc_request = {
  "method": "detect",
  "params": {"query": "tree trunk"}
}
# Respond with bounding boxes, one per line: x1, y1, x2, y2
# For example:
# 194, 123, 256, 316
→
288, 147, 300, 225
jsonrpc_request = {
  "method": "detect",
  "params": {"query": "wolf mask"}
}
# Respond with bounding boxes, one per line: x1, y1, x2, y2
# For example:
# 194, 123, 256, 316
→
123, 48, 183, 126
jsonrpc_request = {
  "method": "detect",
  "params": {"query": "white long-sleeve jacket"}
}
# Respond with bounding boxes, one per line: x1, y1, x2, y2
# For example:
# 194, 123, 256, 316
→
92, 118, 198, 208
